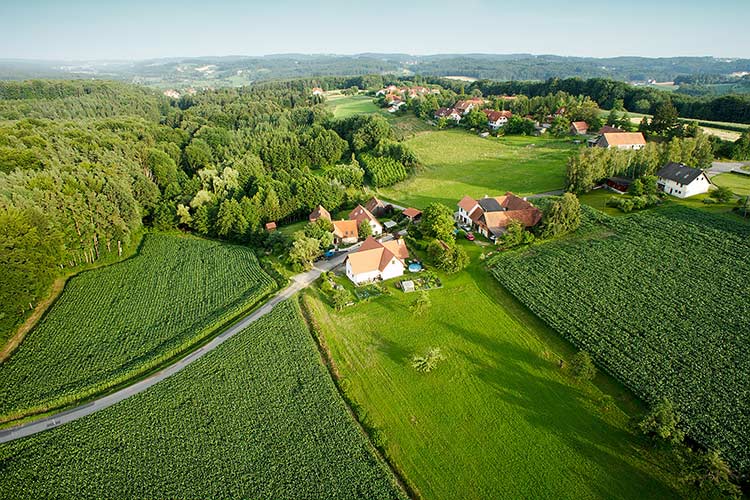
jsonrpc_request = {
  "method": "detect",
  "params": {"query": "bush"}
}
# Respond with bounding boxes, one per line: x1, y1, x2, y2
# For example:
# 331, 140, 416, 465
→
569, 351, 597, 381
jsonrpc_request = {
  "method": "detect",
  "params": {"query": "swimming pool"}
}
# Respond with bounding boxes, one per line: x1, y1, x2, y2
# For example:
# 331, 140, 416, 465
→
408, 263, 422, 272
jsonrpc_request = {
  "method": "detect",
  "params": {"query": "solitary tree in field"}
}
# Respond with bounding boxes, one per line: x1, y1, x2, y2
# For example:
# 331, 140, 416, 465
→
421, 203, 455, 242
638, 399, 685, 445
412, 347, 445, 373
331, 288, 349, 311
685, 450, 741, 498
410, 292, 431, 316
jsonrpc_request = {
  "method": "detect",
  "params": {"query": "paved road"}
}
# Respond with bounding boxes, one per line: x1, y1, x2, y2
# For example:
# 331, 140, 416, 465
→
708, 161, 750, 179
0, 250, 356, 445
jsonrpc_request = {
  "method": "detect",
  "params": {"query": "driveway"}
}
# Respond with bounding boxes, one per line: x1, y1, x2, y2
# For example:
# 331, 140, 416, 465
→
0, 249, 355, 444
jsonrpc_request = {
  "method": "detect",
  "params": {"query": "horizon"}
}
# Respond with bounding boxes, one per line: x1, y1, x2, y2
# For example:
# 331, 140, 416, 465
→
1, 52, 749, 64
1, 0, 749, 60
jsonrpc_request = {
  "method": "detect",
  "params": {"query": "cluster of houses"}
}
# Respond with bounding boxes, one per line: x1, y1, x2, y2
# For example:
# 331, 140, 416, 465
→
377, 85, 439, 113
434, 98, 488, 124
306, 197, 423, 284
456, 192, 542, 240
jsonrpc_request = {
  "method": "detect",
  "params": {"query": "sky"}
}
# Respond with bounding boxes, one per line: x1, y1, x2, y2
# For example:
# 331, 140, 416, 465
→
1, 0, 749, 61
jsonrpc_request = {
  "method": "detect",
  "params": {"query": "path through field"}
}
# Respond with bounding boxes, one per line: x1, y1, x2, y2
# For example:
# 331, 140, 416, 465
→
0, 249, 357, 444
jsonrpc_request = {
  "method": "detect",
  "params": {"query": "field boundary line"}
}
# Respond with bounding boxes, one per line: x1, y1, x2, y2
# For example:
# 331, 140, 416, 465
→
299, 293, 418, 500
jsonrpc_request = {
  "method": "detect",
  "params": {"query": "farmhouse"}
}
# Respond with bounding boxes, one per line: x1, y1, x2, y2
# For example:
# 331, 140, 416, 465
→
434, 107, 462, 122
332, 219, 358, 244
365, 196, 390, 217
454, 98, 485, 115
309, 205, 331, 223
345, 237, 409, 285
656, 162, 712, 198
595, 132, 646, 150
311, 87, 324, 96
349, 205, 383, 236
483, 109, 512, 129
598, 125, 625, 134
456, 193, 542, 240
570, 121, 589, 135
402, 207, 422, 222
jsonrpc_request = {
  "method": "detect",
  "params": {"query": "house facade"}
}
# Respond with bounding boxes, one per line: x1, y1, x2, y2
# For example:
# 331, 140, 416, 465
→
345, 237, 409, 285
483, 109, 512, 129
434, 107, 462, 122
349, 205, 383, 236
570, 121, 589, 135
309, 205, 331, 223
656, 162, 711, 198
332, 220, 358, 244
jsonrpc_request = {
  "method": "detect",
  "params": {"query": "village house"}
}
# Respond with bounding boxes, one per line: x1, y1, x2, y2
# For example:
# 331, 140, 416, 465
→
349, 205, 383, 236
483, 109, 513, 129
311, 87, 324, 96
365, 196, 390, 217
454, 98, 485, 115
434, 107, 462, 122
402, 207, 422, 222
656, 162, 712, 198
570, 121, 589, 135
595, 132, 646, 150
163, 89, 181, 99
456, 193, 542, 240
345, 237, 409, 285
309, 205, 331, 223
332, 219, 358, 244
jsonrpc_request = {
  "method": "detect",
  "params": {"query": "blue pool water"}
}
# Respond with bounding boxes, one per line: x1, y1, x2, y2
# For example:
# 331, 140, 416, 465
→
408, 263, 422, 272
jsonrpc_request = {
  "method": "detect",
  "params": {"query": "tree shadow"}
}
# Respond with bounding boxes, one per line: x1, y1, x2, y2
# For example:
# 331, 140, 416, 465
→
441, 320, 681, 499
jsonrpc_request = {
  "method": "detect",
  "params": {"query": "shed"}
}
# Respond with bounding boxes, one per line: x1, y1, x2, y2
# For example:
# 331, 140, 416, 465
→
383, 220, 398, 231
401, 280, 415, 293
265, 222, 277, 232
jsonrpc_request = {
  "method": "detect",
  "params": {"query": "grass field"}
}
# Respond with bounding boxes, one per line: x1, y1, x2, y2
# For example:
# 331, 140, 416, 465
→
305, 241, 683, 499
328, 94, 381, 118
490, 206, 750, 472
380, 130, 577, 208
0, 301, 406, 499
0, 233, 276, 423
711, 171, 750, 196
577, 189, 744, 219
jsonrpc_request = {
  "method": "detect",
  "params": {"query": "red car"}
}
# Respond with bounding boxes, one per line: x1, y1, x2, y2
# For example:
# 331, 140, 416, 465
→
465, 232, 475, 241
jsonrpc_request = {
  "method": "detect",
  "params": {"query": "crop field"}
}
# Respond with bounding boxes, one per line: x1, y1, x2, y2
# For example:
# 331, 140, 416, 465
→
380, 130, 577, 207
304, 241, 683, 499
0, 233, 276, 423
711, 171, 750, 196
328, 94, 381, 118
0, 301, 405, 499
490, 206, 750, 471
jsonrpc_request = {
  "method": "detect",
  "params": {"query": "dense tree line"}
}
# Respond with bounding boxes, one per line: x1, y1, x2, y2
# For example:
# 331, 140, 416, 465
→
0, 79, 415, 337
566, 136, 714, 193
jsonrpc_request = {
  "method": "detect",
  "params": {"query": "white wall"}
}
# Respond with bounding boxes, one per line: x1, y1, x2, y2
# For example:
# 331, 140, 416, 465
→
380, 260, 405, 281
370, 220, 383, 236
659, 174, 711, 198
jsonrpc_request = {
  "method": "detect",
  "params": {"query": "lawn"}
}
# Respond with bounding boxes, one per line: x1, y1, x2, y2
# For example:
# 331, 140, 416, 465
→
380, 130, 578, 208
490, 206, 750, 472
0, 301, 406, 499
711, 171, 750, 196
305, 241, 683, 499
0, 233, 276, 423
328, 94, 381, 118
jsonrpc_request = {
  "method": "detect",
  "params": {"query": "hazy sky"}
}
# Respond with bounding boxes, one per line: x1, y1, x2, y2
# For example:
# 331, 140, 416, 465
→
1, 0, 749, 60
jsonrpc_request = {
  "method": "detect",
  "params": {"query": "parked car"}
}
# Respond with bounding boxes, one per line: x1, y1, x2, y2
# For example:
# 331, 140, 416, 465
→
465, 232, 475, 241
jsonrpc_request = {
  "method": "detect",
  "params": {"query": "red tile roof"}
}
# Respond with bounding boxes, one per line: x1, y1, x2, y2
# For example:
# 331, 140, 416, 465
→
402, 207, 422, 219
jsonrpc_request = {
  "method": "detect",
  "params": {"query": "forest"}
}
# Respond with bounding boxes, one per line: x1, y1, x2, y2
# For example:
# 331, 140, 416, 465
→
0, 79, 415, 339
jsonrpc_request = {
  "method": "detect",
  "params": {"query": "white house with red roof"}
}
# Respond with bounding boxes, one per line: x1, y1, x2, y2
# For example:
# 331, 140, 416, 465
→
345, 237, 410, 284
456, 193, 542, 240
483, 109, 513, 129
434, 107, 462, 122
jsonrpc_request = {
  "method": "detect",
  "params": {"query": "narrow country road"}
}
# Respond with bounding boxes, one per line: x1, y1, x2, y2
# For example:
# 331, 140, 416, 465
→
0, 248, 357, 445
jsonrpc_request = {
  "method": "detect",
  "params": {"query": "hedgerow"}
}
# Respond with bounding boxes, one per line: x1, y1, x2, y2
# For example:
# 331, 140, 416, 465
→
0, 233, 276, 422
490, 206, 750, 471
0, 301, 406, 499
